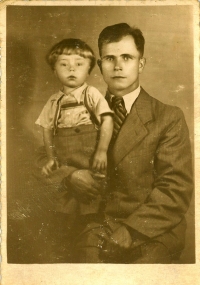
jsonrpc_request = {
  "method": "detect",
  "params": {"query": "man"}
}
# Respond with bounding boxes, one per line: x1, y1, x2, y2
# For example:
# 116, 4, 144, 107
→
66, 23, 193, 263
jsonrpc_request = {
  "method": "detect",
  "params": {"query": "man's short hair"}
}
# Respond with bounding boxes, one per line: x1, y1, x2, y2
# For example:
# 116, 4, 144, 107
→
98, 23, 145, 57
46, 38, 96, 73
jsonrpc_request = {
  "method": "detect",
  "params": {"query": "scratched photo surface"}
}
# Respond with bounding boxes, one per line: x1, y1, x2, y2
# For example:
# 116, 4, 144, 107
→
6, 5, 194, 264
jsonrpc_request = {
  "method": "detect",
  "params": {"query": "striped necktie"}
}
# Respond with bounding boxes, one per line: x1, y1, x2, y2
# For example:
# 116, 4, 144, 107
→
111, 96, 127, 140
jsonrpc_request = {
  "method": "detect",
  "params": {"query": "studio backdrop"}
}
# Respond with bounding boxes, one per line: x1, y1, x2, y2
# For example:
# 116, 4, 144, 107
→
6, 5, 194, 263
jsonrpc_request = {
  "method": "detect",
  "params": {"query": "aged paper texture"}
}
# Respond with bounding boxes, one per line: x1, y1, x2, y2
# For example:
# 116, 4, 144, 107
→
1, 0, 199, 284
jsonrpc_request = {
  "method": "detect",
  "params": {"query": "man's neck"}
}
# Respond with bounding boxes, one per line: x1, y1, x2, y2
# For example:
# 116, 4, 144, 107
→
108, 82, 140, 97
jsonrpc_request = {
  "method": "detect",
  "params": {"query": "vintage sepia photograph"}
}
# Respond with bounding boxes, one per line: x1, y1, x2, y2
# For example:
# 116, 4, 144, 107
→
1, 1, 199, 284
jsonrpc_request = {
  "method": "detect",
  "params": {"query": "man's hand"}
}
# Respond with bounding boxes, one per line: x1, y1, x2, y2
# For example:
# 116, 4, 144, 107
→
106, 225, 132, 249
68, 169, 101, 203
100, 225, 133, 262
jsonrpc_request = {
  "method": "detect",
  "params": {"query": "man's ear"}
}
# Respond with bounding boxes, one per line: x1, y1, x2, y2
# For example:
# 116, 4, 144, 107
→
54, 69, 57, 77
97, 59, 102, 73
139, 57, 146, 74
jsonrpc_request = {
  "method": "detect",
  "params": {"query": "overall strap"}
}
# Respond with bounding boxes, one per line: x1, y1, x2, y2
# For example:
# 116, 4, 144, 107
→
82, 86, 100, 127
53, 87, 100, 135
53, 94, 65, 136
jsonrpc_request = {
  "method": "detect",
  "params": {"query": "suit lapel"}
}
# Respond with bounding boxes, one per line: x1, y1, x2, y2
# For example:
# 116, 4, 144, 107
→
112, 88, 154, 166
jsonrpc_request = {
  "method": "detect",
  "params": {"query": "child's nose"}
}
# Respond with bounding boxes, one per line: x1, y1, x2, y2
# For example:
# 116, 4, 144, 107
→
69, 65, 75, 71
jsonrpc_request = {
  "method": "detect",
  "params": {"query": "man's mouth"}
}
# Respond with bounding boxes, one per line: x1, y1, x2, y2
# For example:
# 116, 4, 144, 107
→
112, 76, 126, 79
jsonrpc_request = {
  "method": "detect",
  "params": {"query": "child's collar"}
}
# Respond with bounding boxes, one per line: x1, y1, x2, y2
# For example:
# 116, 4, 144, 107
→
58, 83, 88, 103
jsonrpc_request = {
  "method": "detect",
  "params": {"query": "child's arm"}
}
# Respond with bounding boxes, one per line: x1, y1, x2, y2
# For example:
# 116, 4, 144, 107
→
42, 127, 60, 176
92, 114, 113, 173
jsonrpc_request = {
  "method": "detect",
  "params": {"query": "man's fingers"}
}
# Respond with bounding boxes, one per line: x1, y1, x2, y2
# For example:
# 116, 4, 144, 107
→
88, 186, 99, 195
46, 167, 52, 175
41, 167, 49, 177
91, 179, 101, 190
86, 192, 99, 200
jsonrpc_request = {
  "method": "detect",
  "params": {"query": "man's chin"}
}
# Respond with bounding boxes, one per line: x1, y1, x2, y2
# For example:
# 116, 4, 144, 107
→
109, 84, 128, 94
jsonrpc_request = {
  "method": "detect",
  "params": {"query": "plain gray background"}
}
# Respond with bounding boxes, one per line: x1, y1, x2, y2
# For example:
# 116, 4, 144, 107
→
6, 5, 194, 263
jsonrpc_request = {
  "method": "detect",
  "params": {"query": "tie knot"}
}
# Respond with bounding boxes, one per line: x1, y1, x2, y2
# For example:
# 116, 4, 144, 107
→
112, 96, 125, 109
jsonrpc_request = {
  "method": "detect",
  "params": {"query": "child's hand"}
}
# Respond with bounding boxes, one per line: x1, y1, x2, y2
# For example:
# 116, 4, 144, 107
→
92, 150, 107, 173
41, 158, 60, 177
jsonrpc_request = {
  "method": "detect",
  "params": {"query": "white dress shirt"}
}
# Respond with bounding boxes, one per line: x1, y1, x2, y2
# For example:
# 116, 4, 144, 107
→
122, 85, 141, 114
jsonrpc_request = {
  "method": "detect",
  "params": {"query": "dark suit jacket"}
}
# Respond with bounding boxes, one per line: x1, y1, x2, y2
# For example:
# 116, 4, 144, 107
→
105, 87, 193, 254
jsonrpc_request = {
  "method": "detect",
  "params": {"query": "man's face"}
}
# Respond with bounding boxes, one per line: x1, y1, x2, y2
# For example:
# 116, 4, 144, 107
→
54, 54, 90, 91
99, 35, 145, 96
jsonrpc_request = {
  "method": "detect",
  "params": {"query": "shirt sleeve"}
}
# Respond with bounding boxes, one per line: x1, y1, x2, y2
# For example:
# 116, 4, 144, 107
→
35, 95, 57, 130
87, 86, 113, 122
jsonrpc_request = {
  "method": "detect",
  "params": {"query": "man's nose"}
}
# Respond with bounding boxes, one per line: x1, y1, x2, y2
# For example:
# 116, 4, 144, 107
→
114, 58, 122, 71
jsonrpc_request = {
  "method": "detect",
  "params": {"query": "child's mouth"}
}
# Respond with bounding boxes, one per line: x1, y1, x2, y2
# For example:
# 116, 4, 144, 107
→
68, 76, 76, 79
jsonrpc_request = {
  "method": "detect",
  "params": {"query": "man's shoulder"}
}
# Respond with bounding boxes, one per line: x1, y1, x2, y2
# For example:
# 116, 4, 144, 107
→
140, 87, 183, 118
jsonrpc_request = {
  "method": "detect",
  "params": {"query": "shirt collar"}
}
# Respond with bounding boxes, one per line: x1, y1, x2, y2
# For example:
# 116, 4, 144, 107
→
52, 83, 88, 103
122, 85, 141, 113
70, 82, 88, 103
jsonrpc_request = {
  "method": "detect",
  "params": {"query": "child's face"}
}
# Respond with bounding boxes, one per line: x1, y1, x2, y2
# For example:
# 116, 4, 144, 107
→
99, 35, 145, 96
54, 54, 91, 89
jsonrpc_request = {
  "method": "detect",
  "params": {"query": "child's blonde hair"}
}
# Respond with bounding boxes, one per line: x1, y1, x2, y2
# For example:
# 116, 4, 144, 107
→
46, 38, 96, 73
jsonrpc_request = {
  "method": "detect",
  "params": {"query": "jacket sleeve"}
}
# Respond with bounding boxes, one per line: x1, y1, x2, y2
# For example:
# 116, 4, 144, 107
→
123, 107, 193, 240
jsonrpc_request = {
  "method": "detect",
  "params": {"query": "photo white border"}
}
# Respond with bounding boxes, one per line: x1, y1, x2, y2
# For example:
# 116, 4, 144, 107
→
1, 1, 199, 284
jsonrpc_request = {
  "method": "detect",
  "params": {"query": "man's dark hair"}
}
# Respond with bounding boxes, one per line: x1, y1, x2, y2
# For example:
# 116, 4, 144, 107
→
46, 38, 96, 74
98, 23, 145, 57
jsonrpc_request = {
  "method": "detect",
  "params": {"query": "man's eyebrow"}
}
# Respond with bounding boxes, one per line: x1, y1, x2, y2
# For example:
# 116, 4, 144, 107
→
121, 53, 135, 58
101, 53, 135, 59
58, 58, 68, 61
101, 55, 115, 59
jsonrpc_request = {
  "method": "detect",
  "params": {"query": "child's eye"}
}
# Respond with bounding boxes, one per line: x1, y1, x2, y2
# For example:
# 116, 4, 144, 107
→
61, 63, 67, 66
77, 63, 83, 66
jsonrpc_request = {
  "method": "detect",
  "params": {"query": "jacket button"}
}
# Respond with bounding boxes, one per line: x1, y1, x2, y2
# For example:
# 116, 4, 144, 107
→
75, 128, 80, 133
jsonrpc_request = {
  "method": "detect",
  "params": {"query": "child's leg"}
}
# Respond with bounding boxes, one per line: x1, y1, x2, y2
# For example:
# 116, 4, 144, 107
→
63, 151, 91, 169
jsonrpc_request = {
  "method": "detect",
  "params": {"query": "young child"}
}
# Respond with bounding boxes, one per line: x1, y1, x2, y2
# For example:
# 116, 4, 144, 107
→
35, 38, 113, 215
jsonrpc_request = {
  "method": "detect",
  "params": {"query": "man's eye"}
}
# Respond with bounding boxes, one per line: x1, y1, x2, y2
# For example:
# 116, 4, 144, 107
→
104, 57, 114, 61
123, 55, 131, 61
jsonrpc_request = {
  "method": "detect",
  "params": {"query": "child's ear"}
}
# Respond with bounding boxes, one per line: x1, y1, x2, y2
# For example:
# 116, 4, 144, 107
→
97, 59, 102, 73
139, 57, 146, 74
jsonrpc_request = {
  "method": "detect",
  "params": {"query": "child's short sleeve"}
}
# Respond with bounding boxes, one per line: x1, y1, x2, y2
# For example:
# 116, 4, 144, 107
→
35, 95, 58, 130
87, 86, 113, 122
